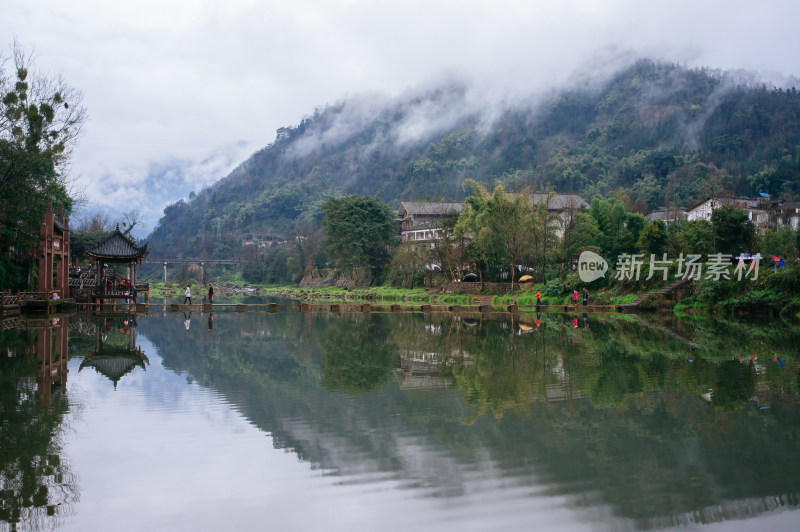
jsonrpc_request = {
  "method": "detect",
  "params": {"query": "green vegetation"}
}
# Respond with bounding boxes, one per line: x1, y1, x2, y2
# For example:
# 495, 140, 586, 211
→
0, 43, 86, 289
145, 60, 800, 272
321, 195, 398, 280
0, 327, 75, 525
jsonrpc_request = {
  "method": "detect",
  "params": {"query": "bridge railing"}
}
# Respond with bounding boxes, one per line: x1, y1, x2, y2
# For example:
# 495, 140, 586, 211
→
143, 258, 239, 265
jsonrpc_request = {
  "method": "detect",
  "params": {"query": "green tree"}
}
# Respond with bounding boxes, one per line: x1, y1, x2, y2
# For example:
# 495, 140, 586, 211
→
456, 179, 492, 284
711, 204, 754, 255
760, 227, 797, 259
637, 219, 668, 256
672, 220, 714, 256
427, 210, 467, 282
458, 180, 535, 289
387, 246, 424, 288
0, 43, 86, 288
480, 184, 534, 290
530, 192, 561, 283
559, 211, 599, 278
321, 195, 398, 280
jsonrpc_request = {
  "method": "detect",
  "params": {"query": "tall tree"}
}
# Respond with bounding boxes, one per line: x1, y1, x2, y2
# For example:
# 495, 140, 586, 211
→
321, 195, 398, 280
0, 42, 86, 288
427, 211, 467, 282
458, 180, 535, 290
711, 204, 754, 255
482, 185, 534, 291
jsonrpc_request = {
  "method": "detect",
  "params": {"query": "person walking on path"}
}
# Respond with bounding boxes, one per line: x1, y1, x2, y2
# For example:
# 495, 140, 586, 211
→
184, 285, 192, 305
582, 289, 588, 306
535, 290, 542, 312
207, 284, 214, 304
573, 289, 578, 306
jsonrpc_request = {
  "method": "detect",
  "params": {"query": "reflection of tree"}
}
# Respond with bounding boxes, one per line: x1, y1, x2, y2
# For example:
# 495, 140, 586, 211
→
589, 342, 644, 409
320, 315, 397, 395
136, 311, 800, 526
0, 327, 78, 529
712, 360, 756, 412
452, 320, 549, 424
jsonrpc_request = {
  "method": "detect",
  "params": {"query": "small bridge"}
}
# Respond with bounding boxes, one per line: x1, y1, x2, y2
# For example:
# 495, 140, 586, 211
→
143, 258, 240, 282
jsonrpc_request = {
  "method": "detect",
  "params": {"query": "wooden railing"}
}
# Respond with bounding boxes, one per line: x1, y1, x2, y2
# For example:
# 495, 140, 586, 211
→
2, 290, 21, 306
1, 291, 57, 304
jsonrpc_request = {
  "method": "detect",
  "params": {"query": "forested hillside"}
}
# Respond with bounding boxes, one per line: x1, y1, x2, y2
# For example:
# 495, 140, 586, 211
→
145, 59, 800, 260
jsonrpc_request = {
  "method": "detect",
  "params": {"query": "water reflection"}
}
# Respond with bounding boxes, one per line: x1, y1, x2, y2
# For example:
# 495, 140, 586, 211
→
78, 314, 149, 388
138, 311, 800, 528
0, 317, 76, 529
2, 310, 800, 530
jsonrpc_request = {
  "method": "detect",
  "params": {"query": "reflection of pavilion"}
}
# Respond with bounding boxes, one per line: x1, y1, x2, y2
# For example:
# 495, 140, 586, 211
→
36, 317, 70, 408
79, 317, 149, 388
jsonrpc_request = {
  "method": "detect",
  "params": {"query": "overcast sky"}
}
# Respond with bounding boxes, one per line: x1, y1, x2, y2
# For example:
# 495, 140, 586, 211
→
4, 0, 799, 236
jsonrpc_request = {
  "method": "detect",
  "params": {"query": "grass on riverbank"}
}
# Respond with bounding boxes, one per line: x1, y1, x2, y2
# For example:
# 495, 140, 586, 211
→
146, 264, 800, 315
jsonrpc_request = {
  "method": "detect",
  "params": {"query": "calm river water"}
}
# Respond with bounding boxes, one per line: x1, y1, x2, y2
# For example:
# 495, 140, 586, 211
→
2, 307, 800, 531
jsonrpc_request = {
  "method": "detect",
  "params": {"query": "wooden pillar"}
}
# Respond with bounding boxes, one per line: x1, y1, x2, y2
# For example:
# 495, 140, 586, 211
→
61, 210, 70, 299
38, 205, 54, 296
37, 324, 56, 408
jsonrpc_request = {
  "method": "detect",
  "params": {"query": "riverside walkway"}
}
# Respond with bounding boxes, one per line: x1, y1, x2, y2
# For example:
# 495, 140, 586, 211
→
75, 301, 631, 315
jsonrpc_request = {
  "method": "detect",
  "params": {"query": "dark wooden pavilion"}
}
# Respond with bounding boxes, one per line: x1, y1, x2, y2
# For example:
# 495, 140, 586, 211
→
84, 225, 150, 304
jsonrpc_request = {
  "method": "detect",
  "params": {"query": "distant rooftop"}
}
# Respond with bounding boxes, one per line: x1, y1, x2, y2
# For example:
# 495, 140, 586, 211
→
646, 209, 687, 222
398, 201, 465, 216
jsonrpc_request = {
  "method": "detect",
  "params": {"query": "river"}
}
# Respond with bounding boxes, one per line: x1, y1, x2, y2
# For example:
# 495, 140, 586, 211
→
2, 308, 800, 531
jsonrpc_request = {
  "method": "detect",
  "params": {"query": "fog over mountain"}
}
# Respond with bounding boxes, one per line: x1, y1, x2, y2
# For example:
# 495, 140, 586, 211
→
143, 59, 800, 260
5, 1, 800, 237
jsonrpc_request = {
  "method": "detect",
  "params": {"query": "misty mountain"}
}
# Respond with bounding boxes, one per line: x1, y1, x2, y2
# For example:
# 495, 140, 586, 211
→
145, 59, 800, 260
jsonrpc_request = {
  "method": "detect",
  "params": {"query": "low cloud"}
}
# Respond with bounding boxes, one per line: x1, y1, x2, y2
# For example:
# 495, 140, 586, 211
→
4, 0, 799, 233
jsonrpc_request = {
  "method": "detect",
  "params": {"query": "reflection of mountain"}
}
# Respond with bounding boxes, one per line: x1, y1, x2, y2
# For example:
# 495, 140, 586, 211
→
138, 312, 800, 527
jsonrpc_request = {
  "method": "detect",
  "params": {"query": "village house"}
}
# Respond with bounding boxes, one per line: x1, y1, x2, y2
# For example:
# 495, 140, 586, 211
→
397, 201, 465, 243
532, 194, 590, 238
686, 196, 799, 230
397, 194, 590, 243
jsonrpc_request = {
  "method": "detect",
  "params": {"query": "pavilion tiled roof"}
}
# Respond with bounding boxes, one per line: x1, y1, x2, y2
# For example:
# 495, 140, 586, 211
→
85, 225, 149, 263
